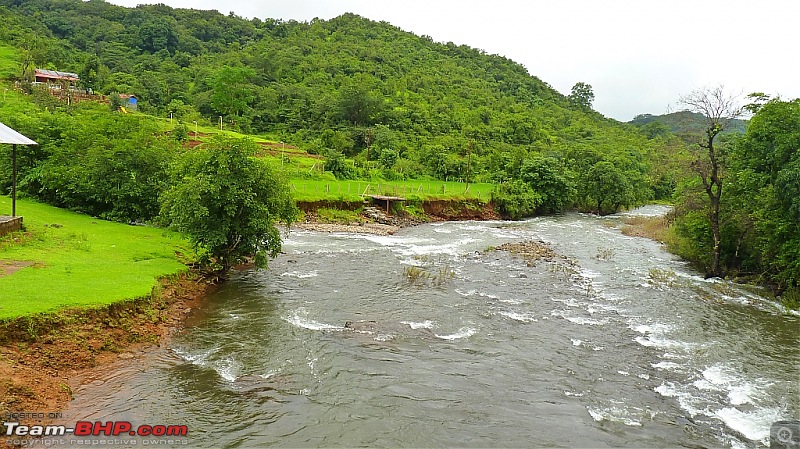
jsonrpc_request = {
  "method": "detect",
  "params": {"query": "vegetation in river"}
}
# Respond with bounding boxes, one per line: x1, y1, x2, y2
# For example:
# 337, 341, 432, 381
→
403, 255, 456, 287
646, 268, 678, 289
595, 248, 615, 261
621, 216, 670, 243
493, 241, 562, 266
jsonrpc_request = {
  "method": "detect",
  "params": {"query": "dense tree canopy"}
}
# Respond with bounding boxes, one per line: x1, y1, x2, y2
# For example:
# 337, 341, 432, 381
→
0, 0, 671, 215
1, 0, 797, 298
158, 137, 297, 273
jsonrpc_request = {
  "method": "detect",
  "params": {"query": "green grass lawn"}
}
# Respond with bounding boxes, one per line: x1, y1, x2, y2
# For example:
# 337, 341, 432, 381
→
0, 45, 19, 79
0, 196, 193, 319
289, 179, 495, 202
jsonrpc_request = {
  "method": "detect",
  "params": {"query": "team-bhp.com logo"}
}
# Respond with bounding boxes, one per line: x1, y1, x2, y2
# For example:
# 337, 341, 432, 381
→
5, 420, 188, 437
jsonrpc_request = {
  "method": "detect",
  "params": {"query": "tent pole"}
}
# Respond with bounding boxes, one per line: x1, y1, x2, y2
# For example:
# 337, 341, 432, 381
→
12, 144, 17, 217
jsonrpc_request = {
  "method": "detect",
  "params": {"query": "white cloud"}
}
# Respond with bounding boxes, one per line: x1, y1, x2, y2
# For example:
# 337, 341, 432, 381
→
107, 0, 800, 121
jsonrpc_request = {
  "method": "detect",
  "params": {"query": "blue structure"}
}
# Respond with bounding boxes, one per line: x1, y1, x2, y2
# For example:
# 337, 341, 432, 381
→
120, 94, 138, 111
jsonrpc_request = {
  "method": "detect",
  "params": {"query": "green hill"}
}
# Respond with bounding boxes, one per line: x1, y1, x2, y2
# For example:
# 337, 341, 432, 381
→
0, 0, 686, 218
630, 111, 748, 138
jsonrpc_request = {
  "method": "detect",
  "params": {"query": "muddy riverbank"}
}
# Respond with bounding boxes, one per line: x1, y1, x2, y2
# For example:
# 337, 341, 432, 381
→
0, 272, 215, 442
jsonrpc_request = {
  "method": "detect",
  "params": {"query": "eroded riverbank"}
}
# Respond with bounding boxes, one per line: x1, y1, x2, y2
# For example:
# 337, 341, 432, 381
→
0, 272, 215, 443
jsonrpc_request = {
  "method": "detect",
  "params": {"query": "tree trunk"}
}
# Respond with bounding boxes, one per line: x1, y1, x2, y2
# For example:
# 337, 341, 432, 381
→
704, 130, 723, 278
709, 195, 722, 277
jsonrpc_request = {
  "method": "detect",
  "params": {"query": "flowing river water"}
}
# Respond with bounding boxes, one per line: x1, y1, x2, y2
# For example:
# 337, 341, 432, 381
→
63, 206, 799, 448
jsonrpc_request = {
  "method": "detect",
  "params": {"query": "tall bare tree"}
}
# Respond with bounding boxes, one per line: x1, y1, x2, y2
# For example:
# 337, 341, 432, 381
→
679, 85, 743, 277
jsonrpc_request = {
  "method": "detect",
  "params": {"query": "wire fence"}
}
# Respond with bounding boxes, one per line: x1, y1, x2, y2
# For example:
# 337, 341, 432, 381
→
289, 180, 494, 200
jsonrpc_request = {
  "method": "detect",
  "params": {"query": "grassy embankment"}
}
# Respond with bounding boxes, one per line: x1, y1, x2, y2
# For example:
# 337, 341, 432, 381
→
164, 121, 495, 204
0, 196, 210, 421
0, 195, 193, 319
289, 179, 495, 202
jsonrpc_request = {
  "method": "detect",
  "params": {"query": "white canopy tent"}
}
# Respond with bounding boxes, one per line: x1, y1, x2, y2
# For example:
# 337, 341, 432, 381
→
0, 121, 38, 217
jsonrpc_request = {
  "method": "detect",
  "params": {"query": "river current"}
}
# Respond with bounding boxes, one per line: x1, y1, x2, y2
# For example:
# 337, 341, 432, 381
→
63, 206, 799, 448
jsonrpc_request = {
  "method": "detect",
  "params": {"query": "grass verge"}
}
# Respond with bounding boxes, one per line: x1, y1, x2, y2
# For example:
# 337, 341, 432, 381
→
0, 195, 194, 319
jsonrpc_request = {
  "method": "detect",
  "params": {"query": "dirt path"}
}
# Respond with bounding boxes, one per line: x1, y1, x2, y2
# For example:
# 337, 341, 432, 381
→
0, 260, 34, 278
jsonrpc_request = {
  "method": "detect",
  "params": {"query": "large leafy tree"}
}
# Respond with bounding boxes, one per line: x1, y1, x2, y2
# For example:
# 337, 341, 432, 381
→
519, 156, 575, 213
585, 161, 631, 215
733, 98, 800, 291
568, 82, 594, 111
159, 136, 297, 273
210, 65, 257, 120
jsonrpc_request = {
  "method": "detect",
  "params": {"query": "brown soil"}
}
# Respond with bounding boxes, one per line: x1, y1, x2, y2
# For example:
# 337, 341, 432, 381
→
0, 272, 215, 443
183, 139, 203, 149
0, 261, 35, 278
254, 141, 323, 159
257, 141, 299, 151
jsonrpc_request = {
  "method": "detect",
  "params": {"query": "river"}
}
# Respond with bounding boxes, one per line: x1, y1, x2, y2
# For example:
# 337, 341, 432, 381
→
63, 206, 799, 448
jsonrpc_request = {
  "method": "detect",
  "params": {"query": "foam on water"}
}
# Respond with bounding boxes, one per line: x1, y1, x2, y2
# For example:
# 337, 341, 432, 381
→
651, 361, 682, 371
498, 311, 537, 323
173, 347, 240, 382
653, 382, 707, 417
215, 358, 239, 382
280, 270, 319, 279
632, 322, 700, 352
285, 308, 344, 331
587, 406, 642, 427
435, 327, 477, 341
566, 316, 607, 326
173, 346, 218, 366
715, 406, 785, 444
697, 364, 772, 406
399, 237, 479, 257
339, 232, 479, 257
401, 320, 434, 330
635, 335, 699, 351
655, 362, 784, 447
551, 310, 607, 326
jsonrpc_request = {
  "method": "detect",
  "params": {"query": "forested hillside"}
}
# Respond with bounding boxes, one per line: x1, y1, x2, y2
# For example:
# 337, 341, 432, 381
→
0, 0, 686, 217
630, 111, 748, 139
0, 0, 796, 302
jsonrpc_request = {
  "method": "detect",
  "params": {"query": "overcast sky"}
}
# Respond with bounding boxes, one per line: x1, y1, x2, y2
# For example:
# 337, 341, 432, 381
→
107, 0, 799, 121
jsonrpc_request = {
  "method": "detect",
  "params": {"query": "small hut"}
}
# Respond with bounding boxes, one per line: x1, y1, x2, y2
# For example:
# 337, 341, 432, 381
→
119, 94, 138, 111
33, 69, 80, 90
0, 122, 38, 235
